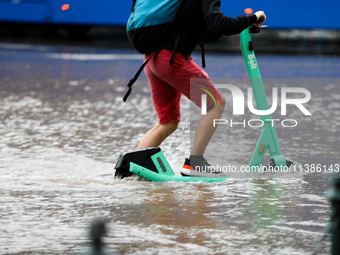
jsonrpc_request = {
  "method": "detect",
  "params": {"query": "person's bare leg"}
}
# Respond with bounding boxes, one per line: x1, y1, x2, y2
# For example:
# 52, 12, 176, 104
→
191, 96, 225, 155
137, 120, 179, 149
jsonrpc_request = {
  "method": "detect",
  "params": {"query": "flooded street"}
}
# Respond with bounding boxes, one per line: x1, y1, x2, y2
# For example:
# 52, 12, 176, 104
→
0, 42, 339, 254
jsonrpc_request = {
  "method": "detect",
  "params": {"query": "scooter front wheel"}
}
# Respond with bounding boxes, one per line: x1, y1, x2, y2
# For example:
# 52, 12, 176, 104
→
263, 158, 295, 173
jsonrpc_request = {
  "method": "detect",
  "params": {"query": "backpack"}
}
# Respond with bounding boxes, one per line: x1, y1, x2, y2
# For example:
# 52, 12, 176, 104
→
126, 0, 185, 54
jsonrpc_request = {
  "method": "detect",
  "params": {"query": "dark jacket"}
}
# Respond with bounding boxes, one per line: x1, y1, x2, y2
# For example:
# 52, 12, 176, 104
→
164, 0, 257, 55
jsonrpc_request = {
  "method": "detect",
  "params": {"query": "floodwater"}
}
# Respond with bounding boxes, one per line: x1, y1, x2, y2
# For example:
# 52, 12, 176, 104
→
0, 42, 339, 254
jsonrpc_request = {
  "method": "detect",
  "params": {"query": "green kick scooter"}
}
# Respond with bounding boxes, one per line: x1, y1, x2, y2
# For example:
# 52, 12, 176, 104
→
114, 20, 293, 182
240, 21, 294, 171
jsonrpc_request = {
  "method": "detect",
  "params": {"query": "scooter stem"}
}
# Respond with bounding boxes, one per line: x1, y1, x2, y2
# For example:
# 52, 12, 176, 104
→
240, 26, 287, 169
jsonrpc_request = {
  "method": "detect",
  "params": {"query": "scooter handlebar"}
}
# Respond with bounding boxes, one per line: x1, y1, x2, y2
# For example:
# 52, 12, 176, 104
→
250, 16, 268, 34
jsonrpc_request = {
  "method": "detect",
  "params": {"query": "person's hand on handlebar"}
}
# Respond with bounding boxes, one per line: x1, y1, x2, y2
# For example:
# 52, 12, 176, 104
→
253, 11, 266, 28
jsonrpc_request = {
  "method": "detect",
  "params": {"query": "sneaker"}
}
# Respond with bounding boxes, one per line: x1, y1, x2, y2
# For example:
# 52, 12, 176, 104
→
180, 156, 222, 177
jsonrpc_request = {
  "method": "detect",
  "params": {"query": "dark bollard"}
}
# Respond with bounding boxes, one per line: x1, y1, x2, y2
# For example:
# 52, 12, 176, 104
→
80, 218, 118, 255
312, 171, 340, 255
327, 172, 340, 255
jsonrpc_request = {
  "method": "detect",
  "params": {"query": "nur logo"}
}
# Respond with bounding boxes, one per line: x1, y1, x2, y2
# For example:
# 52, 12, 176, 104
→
200, 84, 312, 116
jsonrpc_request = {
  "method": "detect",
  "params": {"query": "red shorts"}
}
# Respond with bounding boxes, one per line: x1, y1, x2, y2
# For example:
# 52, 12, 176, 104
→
144, 49, 222, 124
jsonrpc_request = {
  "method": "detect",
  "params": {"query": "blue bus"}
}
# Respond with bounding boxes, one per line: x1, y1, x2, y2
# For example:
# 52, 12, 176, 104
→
0, 0, 339, 29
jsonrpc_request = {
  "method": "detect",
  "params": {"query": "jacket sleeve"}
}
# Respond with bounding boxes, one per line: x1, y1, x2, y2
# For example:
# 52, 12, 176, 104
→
202, 0, 257, 36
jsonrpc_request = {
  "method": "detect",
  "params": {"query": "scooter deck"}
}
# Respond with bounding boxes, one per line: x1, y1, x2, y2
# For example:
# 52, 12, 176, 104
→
130, 163, 229, 182
115, 148, 230, 182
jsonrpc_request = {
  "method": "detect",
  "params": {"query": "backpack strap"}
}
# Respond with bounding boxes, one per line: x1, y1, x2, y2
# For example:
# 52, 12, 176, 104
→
199, 42, 206, 68
169, 33, 181, 65
123, 55, 152, 102
199, 28, 212, 68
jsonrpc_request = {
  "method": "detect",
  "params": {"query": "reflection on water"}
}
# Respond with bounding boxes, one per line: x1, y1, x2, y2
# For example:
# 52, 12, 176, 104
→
0, 44, 338, 254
